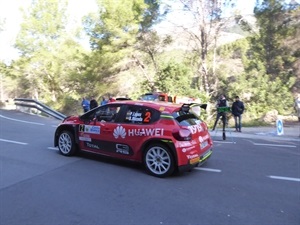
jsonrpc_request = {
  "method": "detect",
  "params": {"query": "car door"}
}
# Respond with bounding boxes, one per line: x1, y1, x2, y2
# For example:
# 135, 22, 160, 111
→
78, 103, 123, 156
111, 105, 161, 161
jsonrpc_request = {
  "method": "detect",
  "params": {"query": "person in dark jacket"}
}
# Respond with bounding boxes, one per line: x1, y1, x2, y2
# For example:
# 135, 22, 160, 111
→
212, 94, 229, 131
231, 96, 245, 132
90, 97, 98, 110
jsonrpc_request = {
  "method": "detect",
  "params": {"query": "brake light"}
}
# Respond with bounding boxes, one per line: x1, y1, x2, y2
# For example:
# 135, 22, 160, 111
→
172, 128, 192, 141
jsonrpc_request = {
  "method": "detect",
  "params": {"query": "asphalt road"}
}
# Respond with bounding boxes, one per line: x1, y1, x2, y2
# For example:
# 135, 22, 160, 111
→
0, 109, 299, 225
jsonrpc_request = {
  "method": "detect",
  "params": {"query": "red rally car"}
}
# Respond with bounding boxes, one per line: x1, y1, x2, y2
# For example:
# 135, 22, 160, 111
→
54, 100, 213, 178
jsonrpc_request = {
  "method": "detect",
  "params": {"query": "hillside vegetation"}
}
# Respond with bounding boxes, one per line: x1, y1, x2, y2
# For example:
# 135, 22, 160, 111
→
0, 0, 299, 124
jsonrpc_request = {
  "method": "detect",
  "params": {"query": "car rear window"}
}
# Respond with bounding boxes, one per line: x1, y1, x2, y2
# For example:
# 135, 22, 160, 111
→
172, 111, 200, 126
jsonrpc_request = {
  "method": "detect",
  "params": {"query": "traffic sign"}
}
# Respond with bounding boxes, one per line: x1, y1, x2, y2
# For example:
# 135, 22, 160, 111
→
276, 119, 284, 135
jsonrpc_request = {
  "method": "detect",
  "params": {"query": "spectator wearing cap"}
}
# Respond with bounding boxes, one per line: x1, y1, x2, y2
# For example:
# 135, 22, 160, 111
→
231, 96, 245, 132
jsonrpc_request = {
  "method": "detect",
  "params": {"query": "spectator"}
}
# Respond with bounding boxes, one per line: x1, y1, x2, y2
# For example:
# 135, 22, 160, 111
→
212, 94, 229, 131
81, 97, 90, 113
108, 96, 116, 102
90, 97, 98, 109
231, 95, 245, 132
100, 96, 108, 105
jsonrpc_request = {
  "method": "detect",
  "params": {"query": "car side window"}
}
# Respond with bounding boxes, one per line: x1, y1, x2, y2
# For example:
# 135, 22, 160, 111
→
124, 106, 156, 124
95, 105, 121, 122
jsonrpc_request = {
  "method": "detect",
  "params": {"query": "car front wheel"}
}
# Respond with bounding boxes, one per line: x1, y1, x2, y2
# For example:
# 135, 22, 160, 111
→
144, 143, 175, 178
58, 130, 77, 156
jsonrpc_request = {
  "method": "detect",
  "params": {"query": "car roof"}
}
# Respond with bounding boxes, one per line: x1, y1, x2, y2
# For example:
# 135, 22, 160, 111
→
110, 100, 181, 113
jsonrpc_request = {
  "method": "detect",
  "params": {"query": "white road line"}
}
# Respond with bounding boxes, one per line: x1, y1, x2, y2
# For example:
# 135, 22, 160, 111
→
47, 147, 58, 150
195, 167, 222, 173
268, 175, 300, 182
0, 138, 28, 145
213, 141, 236, 144
253, 143, 297, 148
0, 114, 44, 125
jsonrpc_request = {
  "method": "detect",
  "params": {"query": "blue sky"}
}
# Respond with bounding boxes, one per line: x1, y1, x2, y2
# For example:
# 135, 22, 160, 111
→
0, 0, 256, 63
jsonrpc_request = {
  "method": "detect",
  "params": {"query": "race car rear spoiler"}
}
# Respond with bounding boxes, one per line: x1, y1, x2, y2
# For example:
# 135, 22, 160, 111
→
181, 103, 207, 112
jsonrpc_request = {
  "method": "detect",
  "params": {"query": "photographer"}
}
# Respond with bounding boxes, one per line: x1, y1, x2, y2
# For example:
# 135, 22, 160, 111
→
212, 94, 229, 131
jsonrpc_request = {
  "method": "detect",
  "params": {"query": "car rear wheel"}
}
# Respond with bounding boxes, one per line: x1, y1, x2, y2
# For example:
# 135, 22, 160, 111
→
58, 130, 77, 156
144, 143, 175, 178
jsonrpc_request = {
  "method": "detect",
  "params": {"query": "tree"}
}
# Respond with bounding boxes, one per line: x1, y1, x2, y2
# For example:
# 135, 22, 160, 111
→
133, 0, 171, 91
13, 0, 69, 101
250, 0, 300, 79
154, 60, 194, 95
82, 0, 171, 95
11, 0, 89, 108
176, 0, 237, 96
82, 0, 147, 91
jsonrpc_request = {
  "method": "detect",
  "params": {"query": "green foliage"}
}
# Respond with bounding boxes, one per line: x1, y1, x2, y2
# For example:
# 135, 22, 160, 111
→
217, 39, 249, 60
141, 0, 169, 31
226, 70, 295, 118
154, 61, 192, 95
250, 0, 300, 78
15, 0, 68, 56
85, 0, 146, 51
1, 0, 299, 126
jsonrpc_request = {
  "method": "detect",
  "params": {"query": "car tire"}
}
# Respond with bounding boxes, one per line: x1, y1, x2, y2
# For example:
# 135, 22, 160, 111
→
58, 130, 77, 156
144, 143, 175, 178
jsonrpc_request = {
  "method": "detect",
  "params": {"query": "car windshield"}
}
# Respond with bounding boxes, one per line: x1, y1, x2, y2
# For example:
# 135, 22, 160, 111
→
140, 94, 158, 101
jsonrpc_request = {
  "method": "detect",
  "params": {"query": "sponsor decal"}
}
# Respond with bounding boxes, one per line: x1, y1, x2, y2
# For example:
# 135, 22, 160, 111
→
176, 141, 193, 148
199, 136, 203, 143
203, 134, 210, 140
182, 146, 196, 153
79, 136, 92, 142
200, 141, 208, 149
128, 112, 143, 122
85, 142, 100, 149
79, 133, 91, 142
188, 124, 203, 134
113, 125, 164, 139
190, 157, 200, 164
187, 154, 200, 164
199, 134, 210, 143
128, 128, 164, 137
116, 144, 130, 155
113, 125, 126, 139
187, 154, 199, 159
79, 125, 100, 134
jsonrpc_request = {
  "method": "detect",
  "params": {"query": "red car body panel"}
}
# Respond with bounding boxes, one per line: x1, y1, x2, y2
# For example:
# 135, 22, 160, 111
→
54, 100, 213, 174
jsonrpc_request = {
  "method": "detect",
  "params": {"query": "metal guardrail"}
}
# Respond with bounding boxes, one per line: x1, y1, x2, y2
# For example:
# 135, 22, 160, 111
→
14, 98, 67, 120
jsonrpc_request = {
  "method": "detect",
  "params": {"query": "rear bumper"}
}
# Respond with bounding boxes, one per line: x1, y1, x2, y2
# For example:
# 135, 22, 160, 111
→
198, 148, 213, 166
178, 148, 213, 173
